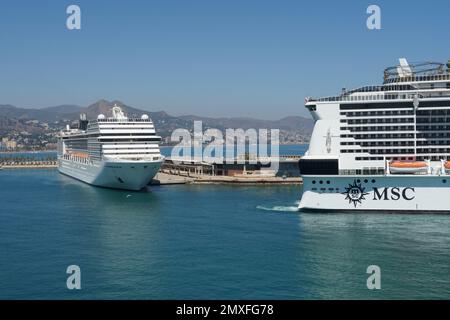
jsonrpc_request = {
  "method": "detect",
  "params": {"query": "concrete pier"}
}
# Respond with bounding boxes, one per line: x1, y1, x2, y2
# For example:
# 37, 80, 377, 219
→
155, 169, 302, 185
150, 172, 193, 185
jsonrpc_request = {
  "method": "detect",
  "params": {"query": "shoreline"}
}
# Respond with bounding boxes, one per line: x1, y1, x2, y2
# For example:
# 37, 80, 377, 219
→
1, 165, 57, 169
0, 150, 57, 154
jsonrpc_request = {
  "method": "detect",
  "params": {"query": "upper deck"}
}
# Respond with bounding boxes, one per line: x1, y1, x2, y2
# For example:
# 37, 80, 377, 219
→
306, 59, 450, 104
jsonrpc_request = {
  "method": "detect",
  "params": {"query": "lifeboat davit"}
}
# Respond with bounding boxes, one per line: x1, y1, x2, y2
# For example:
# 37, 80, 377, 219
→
389, 161, 428, 174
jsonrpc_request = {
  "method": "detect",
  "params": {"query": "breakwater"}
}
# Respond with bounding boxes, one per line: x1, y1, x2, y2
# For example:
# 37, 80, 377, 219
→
0, 153, 57, 169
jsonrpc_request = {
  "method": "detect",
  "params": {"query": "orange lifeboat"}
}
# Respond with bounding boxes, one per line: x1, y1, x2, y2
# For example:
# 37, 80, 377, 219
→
445, 161, 450, 170
389, 161, 428, 174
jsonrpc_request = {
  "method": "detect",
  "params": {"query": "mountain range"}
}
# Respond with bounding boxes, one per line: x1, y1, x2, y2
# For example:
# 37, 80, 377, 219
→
0, 99, 313, 142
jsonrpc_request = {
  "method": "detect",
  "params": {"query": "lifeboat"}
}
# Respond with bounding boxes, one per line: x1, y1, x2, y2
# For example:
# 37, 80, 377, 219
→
445, 161, 450, 173
389, 161, 428, 174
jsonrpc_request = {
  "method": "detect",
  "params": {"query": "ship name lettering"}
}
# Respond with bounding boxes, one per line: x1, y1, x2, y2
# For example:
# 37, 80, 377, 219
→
373, 187, 415, 201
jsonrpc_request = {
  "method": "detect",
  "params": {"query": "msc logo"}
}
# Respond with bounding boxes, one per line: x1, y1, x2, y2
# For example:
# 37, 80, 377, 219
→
373, 187, 415, 201
342, 180, 369, 207
342, 180, 416, 207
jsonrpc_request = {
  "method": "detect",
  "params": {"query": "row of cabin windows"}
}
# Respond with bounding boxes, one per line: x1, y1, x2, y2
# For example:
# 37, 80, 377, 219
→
343, 148, 450, 155
341, 133, 450, 139
417, 148, 450, 153
341, 110, 414, 117
342, 140, 450, 147
341, 109, 450, 117
355, 155, 450, 161
342, 118, 450, 125
341, 149, 415, 154
342, 125, 450, 131
417, 110, 450, 116
416, 118, 450, 123
417, 133, 450, 138
417, 140, 450, 145
341, 118, 414, 124
341, 133, 415, 139
341, 141, 414, 146
356, 157, 387, 161
417, 125, 450, 130
341, 126, 415, 131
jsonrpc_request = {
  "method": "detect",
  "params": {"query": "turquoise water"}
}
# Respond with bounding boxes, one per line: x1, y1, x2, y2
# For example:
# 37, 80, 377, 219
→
0, 146, 449, 299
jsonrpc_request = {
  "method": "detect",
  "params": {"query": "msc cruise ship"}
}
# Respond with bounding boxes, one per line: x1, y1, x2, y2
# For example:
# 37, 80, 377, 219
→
58, 105, 164, 190
299, 58, 450, 213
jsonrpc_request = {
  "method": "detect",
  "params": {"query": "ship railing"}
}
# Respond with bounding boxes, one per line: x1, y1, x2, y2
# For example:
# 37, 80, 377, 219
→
384, 73, 450, 84
95, 118, 153, 123
308, 91, 450, 103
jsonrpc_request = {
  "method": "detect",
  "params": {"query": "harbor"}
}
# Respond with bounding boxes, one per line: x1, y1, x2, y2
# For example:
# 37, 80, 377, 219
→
0, 153, 303, 185
2, 168, 449, 300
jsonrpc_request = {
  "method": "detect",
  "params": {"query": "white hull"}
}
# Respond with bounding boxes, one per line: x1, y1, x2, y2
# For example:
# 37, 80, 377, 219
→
58, 157, 163, 191
299, 175, 450, 213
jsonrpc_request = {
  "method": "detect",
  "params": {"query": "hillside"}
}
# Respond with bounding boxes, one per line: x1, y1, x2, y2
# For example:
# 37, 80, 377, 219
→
0, 100, 313, 148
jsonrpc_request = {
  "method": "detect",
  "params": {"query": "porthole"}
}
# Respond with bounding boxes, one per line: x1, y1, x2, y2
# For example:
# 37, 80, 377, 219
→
312, 180, 316, 184
443, 179, 447, 184
372, 179, 376, 183
364, 179, 368, 183
319, 180, 323, 184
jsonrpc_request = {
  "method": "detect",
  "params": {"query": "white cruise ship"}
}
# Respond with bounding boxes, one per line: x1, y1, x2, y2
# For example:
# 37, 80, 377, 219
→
299, 58, 450, 213
58, 105, 164, 191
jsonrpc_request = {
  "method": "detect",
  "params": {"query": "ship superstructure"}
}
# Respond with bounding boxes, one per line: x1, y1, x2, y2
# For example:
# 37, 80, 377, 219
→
58, 105, 163, 190
299, 58, 450, 212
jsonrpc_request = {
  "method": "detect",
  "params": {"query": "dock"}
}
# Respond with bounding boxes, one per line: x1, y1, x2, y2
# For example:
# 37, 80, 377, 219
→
150, 172, 194, 185
151, 170, 301, 185
0, 161, 57, 169
154, 155, 303, 185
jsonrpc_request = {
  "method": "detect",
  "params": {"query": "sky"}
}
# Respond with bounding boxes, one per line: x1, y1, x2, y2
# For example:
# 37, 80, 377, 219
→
0, 0, 450, 119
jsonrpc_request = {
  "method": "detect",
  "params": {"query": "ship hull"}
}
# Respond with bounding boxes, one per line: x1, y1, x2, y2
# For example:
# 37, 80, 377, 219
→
58, 158, 163, 191
298, 175, 450, 213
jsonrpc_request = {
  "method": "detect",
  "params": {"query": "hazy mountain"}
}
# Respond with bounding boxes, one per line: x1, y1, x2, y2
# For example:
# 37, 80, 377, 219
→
0, 100, 313, 141
0, 104, 83, 122
178, 114, 313, 134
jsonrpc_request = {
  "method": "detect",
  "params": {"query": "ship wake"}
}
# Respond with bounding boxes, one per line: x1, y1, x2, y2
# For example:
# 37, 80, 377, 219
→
256, 203, 299, 212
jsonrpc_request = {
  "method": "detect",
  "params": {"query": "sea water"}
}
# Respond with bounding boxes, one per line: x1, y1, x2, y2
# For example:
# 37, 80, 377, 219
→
0, 145, 449, 299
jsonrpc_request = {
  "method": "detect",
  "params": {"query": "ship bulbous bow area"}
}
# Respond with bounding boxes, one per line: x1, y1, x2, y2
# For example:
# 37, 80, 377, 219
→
59, 157, 164, 191
93, 158, 164, 191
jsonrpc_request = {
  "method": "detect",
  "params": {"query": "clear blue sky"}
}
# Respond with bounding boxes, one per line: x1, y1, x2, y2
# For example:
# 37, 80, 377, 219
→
1, 0, 449, 119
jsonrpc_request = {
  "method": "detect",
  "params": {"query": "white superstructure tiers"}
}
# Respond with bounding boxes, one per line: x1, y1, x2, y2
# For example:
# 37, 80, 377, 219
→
298, 59, 450, 212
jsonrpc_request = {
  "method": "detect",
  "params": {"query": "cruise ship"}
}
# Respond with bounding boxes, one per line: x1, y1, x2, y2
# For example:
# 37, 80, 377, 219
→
58, 105, 164, 191
299, 58, 450, 213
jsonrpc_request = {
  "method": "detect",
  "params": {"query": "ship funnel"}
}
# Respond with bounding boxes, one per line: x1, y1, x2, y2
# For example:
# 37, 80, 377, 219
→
79, 113, 89, 131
